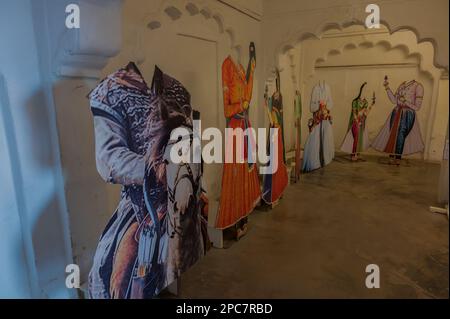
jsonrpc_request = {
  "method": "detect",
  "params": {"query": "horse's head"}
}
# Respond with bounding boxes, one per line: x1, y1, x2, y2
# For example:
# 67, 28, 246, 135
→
144, 97, 193, 183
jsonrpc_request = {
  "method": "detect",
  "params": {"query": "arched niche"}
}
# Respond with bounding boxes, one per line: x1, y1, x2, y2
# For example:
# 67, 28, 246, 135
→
275, 25, 447, 162
265, 8, 448, 82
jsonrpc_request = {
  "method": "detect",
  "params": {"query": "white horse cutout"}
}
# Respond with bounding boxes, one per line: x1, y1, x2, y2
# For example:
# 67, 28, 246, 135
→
164, 129, 204, 285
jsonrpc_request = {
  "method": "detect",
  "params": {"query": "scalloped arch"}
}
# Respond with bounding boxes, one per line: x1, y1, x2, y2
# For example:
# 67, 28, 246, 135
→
272, 20, 444, 78
328, 48, 341, 56
164, 6, 182, 20
307, 34, 438, 81
185, 2, 199, 15
142, 0, 237, 50
344, 43, 357, 50
358, 41, 373, 49
200, 7, 212, 19
281, 44, 295, 55
212, 14, 225, 33
297, 32, 319, 43
316, 57, 325, 64
316, 22, 344, 35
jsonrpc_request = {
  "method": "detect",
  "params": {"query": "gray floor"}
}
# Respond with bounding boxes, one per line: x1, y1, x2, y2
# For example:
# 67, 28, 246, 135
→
179, 155, 449, 299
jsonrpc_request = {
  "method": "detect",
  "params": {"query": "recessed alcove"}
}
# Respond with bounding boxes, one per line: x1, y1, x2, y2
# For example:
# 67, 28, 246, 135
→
274, 25, 447, 162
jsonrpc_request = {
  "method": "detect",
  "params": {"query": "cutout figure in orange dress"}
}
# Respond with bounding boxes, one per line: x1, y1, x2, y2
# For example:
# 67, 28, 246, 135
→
216, 43, 261, 235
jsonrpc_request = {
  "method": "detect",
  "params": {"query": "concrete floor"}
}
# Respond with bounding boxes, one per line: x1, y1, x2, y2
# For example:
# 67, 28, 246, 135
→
179, 155, 449, 299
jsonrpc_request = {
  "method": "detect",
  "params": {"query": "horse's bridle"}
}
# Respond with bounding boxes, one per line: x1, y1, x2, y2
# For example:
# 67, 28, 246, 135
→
165, 125, 201, 238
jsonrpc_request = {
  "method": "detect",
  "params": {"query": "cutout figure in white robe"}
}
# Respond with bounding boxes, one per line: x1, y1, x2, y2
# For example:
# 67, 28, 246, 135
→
302, 81, 335, 172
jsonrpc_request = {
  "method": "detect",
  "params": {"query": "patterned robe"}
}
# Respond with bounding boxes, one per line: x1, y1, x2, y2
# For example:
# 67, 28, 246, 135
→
88, 63, 206, 299
372, 80, 424, 156
302, 82, 335, 172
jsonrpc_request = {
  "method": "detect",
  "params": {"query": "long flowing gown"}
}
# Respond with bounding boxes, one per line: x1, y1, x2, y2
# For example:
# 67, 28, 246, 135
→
262, 92, 288, 204
216, 56, 261, 229
341, 97, 370, 154
372, 80, 424, 156
294, 92, 302, 181
302, 82, 335, 172
88, 63, 207, 299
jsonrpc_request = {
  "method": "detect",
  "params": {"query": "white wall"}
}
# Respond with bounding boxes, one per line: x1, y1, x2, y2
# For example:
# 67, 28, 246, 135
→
0, 75, 33, 298
0, 0, 74, 298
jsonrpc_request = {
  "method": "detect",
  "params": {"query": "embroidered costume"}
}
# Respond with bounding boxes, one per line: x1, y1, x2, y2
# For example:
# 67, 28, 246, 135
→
302, 81, 335, 172
262, 73, 288, 205
294, 91, 302, 181
216, 55, 261, 229
88, 63, 207, 299
341, 82, 374, 159
372, 79, 424, 157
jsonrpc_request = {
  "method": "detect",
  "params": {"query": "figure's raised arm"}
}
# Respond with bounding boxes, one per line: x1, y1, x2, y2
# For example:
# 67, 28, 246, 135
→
244, 58, 255, 102
385, 87, 397, 104
383, 76, 397, 104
